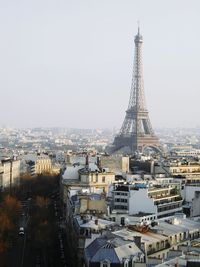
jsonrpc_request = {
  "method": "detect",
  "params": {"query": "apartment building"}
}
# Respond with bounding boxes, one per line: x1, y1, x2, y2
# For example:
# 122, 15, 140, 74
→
170, 163, 200, 178
111, 183, 182, 219
0, 158, 20, 189
35, 156, 52, 174
23, 154, 61, 176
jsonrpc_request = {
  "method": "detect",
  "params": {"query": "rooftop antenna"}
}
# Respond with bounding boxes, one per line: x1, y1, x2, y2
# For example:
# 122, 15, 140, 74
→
137, 20, 140, 35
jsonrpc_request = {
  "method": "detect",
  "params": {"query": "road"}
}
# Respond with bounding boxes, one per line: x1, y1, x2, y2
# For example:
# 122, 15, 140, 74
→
7, 192, 70, 267
8, 199, 30, 267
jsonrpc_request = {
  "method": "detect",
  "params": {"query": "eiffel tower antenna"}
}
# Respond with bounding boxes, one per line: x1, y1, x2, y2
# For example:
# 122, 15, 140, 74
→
112, 27, 161, 154
137, 20, 140, 34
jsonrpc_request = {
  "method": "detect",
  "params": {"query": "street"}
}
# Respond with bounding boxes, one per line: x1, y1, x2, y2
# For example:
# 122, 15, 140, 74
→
7, 190, 70, 267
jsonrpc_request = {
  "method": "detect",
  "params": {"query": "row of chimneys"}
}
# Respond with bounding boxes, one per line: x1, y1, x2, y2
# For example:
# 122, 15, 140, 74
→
85, 155, 102, 170
81, 214, 99, 224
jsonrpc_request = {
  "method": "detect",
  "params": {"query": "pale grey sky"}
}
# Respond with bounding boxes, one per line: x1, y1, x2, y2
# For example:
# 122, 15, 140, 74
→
0, 0, 200, 129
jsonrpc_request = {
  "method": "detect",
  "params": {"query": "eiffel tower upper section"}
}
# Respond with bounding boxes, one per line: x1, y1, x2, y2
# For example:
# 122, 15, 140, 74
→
112, 28, 160, 154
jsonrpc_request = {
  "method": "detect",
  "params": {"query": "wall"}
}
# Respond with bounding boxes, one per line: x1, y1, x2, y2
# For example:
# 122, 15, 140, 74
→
11, 160, 20, 185
185, 185, 200, 202
129, 189, 157, 215
101, 155, 122, 174
2, 161, 11, 187
191, 191, 200, 217
79, 197, 107, 214
122, 156, 129, 173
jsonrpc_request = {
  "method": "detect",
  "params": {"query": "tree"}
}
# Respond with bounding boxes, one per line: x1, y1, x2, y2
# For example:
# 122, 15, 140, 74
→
36, 196, 50, 208
2, 195, 22, 226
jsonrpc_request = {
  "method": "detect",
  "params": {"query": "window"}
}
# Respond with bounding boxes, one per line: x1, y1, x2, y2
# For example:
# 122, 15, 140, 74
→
132, 257, 136, 266
124, 259, 129, 267
121, 217, 125, 225
102, 176, 105, 183
101, 260, 110, 267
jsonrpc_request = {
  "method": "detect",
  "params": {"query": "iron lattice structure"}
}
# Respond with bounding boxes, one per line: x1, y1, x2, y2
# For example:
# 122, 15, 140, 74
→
113, 28, 160, 153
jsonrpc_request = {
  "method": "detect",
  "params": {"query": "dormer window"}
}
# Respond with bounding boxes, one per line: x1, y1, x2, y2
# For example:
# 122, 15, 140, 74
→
101, 260, 110, 267
124, 259, 129, 267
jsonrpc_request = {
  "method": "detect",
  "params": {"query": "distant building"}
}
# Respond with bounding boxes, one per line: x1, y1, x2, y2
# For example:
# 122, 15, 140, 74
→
169, 163, 200, 178
35, 156, 52, 174
0, 158, 20, 189
22, 154, 61, 176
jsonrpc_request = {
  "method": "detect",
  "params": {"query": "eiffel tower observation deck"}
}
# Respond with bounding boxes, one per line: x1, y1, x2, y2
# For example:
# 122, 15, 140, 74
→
111, 28, 161, 154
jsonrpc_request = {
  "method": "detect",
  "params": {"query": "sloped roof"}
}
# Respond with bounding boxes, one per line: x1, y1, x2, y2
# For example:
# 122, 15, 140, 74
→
85, 238, 107, 260
85, 236, 143, 264
91, 247, 120, 263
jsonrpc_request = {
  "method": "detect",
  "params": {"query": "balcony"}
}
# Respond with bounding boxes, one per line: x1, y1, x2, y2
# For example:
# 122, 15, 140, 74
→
147, 242, 171, 255
151, 194, 180, 201
157, 207, 182, 217
156, 198, 182, 206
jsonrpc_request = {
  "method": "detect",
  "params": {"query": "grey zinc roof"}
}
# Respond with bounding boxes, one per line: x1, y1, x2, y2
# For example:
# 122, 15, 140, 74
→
114, 242, 142, 260
154, 218, 200, 236
85, 236, 143, 264
91, 247, 120, 263
85, 238, 107, 260
85, 237, 120, 263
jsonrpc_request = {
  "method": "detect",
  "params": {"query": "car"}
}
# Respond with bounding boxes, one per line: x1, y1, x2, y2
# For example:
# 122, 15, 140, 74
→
19, 227, 25, 235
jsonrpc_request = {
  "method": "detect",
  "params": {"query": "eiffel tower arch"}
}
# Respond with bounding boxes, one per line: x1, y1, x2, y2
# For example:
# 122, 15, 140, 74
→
112, 28, 161, 154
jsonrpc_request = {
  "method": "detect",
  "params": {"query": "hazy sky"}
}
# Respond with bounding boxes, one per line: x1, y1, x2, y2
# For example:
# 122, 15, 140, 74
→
0, 0, 200, 129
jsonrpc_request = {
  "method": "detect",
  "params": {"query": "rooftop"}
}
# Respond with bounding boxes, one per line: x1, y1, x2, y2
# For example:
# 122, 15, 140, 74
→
113, 228, 167, 245
75, 215, 115, 230
153, 218, 200, 236
85, 234, 143, 264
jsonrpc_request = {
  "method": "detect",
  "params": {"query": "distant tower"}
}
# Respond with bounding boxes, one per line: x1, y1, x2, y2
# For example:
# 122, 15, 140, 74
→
112, 28, 160, 154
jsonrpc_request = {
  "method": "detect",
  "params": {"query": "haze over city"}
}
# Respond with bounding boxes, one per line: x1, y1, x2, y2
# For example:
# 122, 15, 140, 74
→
0, 0, 200, 129
3, 2, 200, 267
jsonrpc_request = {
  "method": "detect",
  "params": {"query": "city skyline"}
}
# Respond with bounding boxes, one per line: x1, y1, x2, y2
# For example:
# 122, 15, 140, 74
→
0, 0, 200, 129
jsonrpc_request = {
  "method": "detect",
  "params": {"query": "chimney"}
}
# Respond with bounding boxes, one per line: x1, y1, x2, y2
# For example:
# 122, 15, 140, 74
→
85, 154, 89, 169
97, 156, 101, 170
134, 236, 142, 249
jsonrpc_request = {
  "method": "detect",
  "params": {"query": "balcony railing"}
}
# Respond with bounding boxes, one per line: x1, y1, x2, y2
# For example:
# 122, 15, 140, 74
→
151, 193, 180, 200
147, 242, 171, 255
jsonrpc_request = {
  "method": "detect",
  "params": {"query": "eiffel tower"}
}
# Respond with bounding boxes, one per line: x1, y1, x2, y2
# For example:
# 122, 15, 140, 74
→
112, 28, 160, 154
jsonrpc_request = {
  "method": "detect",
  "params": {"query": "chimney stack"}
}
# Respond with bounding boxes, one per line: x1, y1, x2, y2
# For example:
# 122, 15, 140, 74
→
85, 154, 89, 169
97, 156, 102, 170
